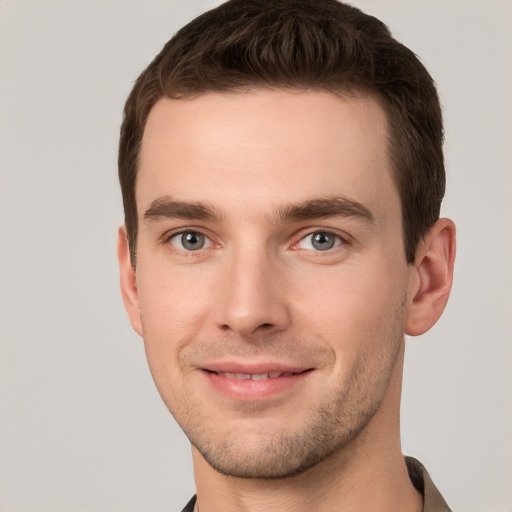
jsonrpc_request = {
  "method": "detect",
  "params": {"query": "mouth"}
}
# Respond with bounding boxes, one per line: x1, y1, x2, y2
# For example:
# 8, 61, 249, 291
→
206, 370, 300, 380
200, 366, 313, 401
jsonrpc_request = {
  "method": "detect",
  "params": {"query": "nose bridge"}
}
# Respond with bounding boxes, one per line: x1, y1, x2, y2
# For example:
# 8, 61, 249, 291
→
215, 240, 289, 337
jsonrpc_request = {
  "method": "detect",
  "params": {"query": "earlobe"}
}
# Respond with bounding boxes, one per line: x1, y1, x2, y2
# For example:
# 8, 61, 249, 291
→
405, 218, 456, 336
117, 226, 143, 337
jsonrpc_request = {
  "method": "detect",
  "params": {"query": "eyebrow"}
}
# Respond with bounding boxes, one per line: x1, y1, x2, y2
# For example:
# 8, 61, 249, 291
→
143, 196, 221, 222
274, 196, 375, 224
143, 195, 374, 225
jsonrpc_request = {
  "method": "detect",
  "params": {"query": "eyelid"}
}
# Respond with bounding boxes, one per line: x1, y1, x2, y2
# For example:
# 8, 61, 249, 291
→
163, 227, 219, 252
290, 228, 350, 251
171, 231, 211, 250
160, 226, 351, 253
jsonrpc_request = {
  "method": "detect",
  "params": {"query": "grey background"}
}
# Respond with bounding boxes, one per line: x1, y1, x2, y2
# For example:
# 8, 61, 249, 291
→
1, 1, 510, 510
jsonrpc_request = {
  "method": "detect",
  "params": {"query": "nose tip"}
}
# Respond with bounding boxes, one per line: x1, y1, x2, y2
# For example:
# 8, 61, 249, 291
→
214, 256, 290, 339
219, 310, 277, 338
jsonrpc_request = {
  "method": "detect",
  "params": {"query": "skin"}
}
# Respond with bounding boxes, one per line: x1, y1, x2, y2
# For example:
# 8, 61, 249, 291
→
118, 90, 456, 511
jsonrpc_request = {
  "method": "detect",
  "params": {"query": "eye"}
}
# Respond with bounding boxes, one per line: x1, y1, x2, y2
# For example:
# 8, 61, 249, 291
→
297, 231, 343, 251
168, 231, 212, 251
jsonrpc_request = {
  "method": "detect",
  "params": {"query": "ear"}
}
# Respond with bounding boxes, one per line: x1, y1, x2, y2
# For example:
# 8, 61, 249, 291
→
405, 218, 456, 336
117, 225, 143, 337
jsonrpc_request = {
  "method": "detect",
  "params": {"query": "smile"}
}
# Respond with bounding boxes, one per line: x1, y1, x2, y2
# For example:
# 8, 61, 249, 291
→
214, 371, 297, 380
201, 367, 312, 401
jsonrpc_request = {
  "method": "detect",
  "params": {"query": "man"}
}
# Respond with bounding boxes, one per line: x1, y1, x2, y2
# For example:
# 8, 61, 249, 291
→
117, 1, 456, 510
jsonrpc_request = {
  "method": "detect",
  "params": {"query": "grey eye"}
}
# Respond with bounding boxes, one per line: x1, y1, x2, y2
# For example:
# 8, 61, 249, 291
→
311, 232, 336, 251
170, 231, 210, 251
297, 231, 342, 251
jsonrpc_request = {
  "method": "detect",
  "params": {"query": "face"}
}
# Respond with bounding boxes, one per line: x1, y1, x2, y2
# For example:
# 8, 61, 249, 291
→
121, 90, 414, 478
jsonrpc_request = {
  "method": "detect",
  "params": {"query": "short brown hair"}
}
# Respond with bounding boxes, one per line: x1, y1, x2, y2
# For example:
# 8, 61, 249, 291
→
119, 0, 445, 265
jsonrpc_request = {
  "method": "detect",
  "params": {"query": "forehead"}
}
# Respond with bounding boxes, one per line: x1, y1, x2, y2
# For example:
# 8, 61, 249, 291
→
137, 89, 397, 221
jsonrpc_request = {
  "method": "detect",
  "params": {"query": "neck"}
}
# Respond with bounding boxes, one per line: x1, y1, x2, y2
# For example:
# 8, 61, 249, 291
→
192, 349, 422, 512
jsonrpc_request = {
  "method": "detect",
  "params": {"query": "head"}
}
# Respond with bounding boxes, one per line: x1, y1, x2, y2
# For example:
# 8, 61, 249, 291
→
117, 0, 455, 481
119, 0, 445, 267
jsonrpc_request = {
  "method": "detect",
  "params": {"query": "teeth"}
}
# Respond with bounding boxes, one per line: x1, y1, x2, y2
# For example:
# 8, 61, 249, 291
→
217, 371, 296, 380
251, 373, 269, 380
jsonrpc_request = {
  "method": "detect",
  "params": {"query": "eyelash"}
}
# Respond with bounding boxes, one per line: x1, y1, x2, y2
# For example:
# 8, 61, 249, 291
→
163, 228, 348, 255
292, 230, 346, 252
165, 230, 215, 253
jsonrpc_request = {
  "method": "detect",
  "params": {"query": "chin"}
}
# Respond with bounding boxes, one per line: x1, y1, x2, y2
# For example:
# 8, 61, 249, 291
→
186, 396, 379, 480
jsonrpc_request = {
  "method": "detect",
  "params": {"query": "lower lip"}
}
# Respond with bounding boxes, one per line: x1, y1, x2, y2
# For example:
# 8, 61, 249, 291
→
202, 370, 312, 401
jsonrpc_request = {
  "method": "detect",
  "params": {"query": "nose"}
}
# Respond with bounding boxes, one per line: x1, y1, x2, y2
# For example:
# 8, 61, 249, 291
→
214, 246, 291, 339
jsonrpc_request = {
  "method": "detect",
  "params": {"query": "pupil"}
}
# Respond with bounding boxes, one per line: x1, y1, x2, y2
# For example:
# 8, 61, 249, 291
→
312, 232, 334, 251
182, 232, 204, 250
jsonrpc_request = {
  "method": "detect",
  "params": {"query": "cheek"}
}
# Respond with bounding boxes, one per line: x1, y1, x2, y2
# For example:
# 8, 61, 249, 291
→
137, 260, 212, 332
291, 260, 407, 351
135, 264, 211, 388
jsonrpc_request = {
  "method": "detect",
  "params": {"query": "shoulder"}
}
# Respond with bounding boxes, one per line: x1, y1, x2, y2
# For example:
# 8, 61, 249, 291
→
180, 495, 197, 512
406, 456, 452, 512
